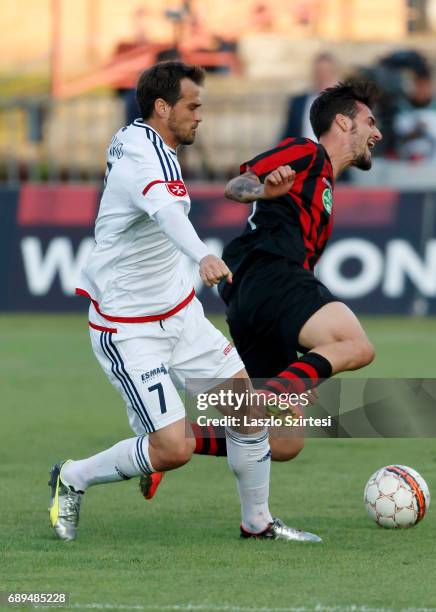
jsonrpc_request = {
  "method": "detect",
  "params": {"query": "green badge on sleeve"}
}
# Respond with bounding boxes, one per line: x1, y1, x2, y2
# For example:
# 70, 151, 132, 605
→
322, 188, 333, 214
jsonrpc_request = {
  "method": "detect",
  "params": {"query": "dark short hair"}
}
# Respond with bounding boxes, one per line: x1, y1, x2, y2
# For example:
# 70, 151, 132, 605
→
136, 61, 205, 120
310, 80, 380, 139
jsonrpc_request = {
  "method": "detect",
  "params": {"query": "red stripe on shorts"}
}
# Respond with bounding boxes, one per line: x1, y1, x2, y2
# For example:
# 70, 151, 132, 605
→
89, 321, 118, 333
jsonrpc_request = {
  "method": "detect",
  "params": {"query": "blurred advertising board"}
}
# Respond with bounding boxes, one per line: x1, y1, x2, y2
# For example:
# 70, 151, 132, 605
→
0, 183, 435, 315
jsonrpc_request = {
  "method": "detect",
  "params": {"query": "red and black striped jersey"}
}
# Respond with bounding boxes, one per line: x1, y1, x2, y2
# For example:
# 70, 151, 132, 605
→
222, 137, 334, 276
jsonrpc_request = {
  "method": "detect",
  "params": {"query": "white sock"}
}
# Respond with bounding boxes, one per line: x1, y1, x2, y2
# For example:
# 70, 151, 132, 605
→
225, 427, 273, 533
61, 435, 154, 491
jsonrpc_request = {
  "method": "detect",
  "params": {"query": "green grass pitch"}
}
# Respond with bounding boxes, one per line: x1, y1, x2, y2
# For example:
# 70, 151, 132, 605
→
1, 314, 436, 611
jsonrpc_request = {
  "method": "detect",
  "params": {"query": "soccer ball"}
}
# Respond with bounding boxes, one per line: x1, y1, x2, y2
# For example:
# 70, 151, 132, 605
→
364, 465, 430, 528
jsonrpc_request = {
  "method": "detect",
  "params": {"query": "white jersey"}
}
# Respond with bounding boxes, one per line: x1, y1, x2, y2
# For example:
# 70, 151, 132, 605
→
77, 120, 194, 320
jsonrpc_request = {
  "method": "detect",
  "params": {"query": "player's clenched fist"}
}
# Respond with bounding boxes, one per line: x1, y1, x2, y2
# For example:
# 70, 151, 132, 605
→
263, 165, 295, 199
199, 254, 233, 287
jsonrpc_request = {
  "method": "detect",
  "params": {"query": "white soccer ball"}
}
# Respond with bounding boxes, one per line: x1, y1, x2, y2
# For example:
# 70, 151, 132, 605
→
364, 465, 430, 528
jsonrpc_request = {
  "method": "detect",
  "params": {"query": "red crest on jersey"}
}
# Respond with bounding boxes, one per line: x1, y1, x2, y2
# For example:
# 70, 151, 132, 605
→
166, 180, 188, 197
142, 179, 188, 197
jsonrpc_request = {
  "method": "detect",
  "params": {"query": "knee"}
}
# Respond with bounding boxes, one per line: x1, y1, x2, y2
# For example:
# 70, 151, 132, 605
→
270, 436, 304, 462
156, 437, 195, 470
172, 436, 196, 466
352, 338, 375, 369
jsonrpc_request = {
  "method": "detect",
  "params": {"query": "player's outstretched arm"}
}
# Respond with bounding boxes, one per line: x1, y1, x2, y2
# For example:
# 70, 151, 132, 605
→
155, 204, 232, 287
225, 171, 264, 203
225, 167, 295, 203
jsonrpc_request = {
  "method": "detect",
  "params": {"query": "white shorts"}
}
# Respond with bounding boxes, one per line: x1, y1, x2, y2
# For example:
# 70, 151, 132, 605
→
88, 297, 244, 434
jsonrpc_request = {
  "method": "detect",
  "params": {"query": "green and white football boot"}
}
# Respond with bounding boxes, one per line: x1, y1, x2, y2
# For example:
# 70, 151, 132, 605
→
48, 460, 83, 541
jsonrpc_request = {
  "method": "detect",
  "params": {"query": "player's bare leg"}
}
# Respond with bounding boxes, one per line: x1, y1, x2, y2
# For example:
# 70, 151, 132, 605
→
146, 419, 196, 471
268, 422, 305, 462
255, 303, 373, 460
297, 302, 375, 373
242, 302, 372, 465
269, 437, 304, 461
211, 303, 368, 470
260, 303, 373, 396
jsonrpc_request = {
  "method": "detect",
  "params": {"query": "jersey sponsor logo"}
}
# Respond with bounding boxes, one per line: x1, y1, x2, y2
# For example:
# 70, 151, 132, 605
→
322, 188, 333, 214
166, 180, 188, 197
141, 363, 168, 383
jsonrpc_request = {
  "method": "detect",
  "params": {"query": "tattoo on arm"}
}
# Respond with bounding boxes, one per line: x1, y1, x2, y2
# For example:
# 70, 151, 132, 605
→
224, 173, 264, 203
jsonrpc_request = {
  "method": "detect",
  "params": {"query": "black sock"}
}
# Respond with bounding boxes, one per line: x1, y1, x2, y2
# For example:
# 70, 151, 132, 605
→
263, 352, 332, 395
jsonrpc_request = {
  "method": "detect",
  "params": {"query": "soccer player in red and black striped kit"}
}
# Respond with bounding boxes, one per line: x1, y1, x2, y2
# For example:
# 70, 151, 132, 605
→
216, 80, 382, 460
141, 80, 382, 501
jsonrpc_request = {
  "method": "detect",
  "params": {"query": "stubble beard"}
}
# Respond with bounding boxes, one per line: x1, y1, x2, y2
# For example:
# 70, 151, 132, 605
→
178, 132, 196, 145
352, 153, 372, 171
350, 124, 372, 171
168, 116, 196, 146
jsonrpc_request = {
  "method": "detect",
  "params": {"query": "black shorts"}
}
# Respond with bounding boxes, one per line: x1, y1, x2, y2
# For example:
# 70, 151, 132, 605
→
225, 252, 339, 382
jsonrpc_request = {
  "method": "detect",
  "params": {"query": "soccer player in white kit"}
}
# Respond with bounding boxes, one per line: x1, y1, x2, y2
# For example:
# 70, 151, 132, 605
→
48, 61, 321, 543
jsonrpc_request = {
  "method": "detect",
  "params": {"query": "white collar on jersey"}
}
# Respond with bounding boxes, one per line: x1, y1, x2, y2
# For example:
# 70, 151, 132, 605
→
132, 119, 177, 156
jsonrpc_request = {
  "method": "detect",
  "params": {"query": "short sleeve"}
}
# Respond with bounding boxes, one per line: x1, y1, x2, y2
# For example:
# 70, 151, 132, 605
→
240, 139, 316, 182
129, 151, 190, 218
